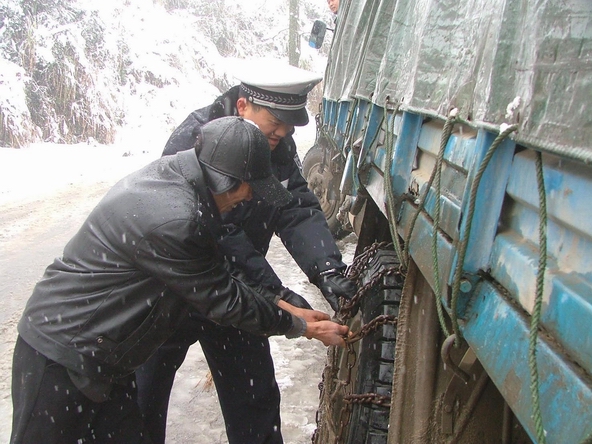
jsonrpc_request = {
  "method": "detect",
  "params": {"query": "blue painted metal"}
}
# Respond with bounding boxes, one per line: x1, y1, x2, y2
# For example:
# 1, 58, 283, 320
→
350, 100, 369, 143
455, 130, 516, 274
316, 1, 592, 440
408, 122, 474, 242
462, 279, 592, 444
505, 152, 592, 253
336, 100, 370, 198
324, 1, 592, 443
389, 112, 422, 201
488, 149, 592, 376
356, 104, 384, 172
323, 98, 338, 131
544, 275, 592, 375
491, 232, 592, 375
398, 201, 456, 301
322, 95, 592, 442
334, 101, 350, 149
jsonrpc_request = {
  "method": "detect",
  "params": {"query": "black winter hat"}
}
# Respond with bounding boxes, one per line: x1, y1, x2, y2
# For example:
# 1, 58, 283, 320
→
197, 116, 293, 208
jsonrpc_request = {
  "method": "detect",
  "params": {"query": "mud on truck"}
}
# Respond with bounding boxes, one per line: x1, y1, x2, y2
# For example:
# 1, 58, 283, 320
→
304, 1, 592, 443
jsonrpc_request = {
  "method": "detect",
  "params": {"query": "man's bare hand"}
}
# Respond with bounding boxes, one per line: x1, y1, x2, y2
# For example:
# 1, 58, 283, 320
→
305, 320, 350, 347
278, 299, 330, 322
278, 300, 348, 346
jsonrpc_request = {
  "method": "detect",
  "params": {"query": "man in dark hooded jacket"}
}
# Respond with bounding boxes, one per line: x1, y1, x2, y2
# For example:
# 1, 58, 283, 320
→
10, 117, 348, 444
136, 64, 357, 443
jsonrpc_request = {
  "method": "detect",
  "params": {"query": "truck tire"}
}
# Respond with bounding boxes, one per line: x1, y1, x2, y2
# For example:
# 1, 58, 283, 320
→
302, 143, 347, 239
345, 249, 402, 444
314, 247, 403, 444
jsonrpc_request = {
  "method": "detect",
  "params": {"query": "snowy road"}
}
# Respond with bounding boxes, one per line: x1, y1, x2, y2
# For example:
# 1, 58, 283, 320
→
0, 144, 355, 443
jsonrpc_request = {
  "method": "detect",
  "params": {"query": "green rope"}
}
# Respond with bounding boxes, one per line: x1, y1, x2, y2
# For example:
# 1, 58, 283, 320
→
383, 103, 405, 266
365, 101, 550, 439
403, 114, 456, 268
401, 114, 456, 335
529, 151, 547, 443
449, 124, 518, 344
429, 116, 457, 337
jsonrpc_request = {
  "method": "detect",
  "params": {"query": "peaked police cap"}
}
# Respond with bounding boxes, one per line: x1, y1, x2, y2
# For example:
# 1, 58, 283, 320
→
234, 59, 322, 126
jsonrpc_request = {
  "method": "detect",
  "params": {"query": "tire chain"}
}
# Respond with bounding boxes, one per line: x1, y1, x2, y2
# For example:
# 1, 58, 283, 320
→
346, 314, 398, 345
344, 393, 392, 408
312, 243, 404, 444
338, 265, 404, 322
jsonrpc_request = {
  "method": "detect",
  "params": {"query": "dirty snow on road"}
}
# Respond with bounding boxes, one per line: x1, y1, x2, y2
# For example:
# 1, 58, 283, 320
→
0, 125, 356, 443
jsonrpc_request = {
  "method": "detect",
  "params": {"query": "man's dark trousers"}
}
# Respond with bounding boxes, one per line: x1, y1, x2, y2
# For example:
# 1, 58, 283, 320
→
135, 312, 283, 444
11, 336, 151, 444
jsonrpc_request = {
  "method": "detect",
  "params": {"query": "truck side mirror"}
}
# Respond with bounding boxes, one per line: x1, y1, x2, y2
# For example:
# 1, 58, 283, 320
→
309, 20, 327, 49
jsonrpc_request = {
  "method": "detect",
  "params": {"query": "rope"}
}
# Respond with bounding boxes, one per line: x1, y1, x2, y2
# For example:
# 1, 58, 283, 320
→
397, 117, 547, 438
529, 151, 547, 443
403, 114, 455, 267
336, 97, 552, 440
383, 101, 405, 266
449, 124, 518, 344
403, 112, 457, 335
430, 115, 457, 337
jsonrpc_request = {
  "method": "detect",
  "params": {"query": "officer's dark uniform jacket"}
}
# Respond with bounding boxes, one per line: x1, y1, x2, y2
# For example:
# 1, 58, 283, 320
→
163, 86, 345, 291
17, 149, 298, 382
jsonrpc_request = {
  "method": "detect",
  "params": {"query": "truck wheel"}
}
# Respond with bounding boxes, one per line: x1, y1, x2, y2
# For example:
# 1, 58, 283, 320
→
346, 249, 402, 444
302, 143, 347, 239
314, 248, 403, 444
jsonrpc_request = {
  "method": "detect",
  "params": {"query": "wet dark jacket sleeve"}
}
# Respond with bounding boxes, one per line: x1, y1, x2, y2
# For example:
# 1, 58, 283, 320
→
273, 147, 345, 279
215, 143, 346, 291
134, 220, 290, 334
163, 86, 239, 156
218, 223, 284, 290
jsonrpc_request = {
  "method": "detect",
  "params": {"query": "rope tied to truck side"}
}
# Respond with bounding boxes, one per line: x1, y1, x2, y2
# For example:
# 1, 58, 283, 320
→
449, 123, 519, 344
430, 113, 458, 338
443, 122, 549, 442
530, 151, 548, 444
383, 98, 405, 266
388, 113, 553, 442
403, 111, 458, 337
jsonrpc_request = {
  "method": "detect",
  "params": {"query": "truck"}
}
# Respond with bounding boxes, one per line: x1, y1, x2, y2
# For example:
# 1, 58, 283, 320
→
303, 1, 592, 443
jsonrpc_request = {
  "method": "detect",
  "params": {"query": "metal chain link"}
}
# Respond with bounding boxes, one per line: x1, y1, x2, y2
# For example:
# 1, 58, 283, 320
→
344, 393, 392, 408
346, 314, 398, 344
313, 243, 402, 444
339, 266, 404, 321
345, 241, 392, 281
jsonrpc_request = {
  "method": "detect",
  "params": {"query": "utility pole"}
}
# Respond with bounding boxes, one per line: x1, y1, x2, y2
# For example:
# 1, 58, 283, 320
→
288, 0, 300, 67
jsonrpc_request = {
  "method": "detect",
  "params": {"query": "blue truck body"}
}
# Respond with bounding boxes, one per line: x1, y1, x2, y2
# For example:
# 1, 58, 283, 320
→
309, 0, 592, 442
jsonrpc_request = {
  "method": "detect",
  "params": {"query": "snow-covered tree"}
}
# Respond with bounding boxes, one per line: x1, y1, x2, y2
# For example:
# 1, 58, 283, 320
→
0, 0, 332, 148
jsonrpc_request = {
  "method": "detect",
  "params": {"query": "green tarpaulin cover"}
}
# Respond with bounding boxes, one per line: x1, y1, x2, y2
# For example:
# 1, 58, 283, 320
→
324, 0, 592, 157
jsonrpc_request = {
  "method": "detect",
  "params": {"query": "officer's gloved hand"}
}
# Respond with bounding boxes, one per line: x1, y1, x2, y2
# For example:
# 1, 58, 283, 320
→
316, 269, 357, 312
279, 287, 313, 310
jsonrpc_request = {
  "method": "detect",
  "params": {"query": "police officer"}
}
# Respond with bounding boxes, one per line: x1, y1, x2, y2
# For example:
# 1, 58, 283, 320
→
136, 62, 357, 444
11, 117, 349, 444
